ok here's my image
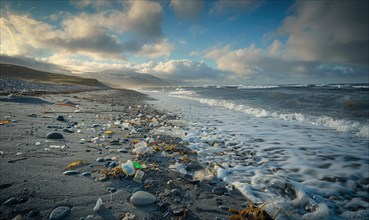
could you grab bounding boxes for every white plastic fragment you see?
[93,198,103,211]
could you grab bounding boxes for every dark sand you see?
[0,89,249,220]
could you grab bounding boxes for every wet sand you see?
[0,89,249,220]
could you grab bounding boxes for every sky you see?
[0,0,368,85]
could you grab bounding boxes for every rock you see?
[49,206,71,220]
[63,170,80,175]
[56,115,66,121]
[106,187,117,193]
[63,128,74,133]
[108,161,118,168]
[28,210,40,217]
[2,197,16,206]
[109,140,120,145]
[99,176,109,182]
[219,205,229,210]
[81,172,91,177]
[46,132,64,139]
[171,189,180,196]
[91,124,100,128]
[118,149,128,153]
[212,187,227,195]
[28,113,37,118]
[130,191,156,206]
[47,125,64,129]
[96,157,104,162]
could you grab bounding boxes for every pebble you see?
[63,170,80,175]
[110,140,121,145]
[28,113,37,118]
[99,176,109,182]
[2,197,16,206]
[171,189,180,196]
[81,172,91,177]
[46,132,64,139]
[218,205,229,210]
[118,149,128,153]
[63,128,74,133]
[28,210,40,217]
[49,206,71,220]
[212,187,227,195]
[47,125,64,129]
[96,157,104,162]
[91,124,100,128]
[130,191,156,206]
[108,161,118,168]
[106,187,117,193]
[56,115,66,121]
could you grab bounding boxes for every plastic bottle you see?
[121,160,135,176]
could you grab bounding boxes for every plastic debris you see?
[169,162,187,175]
[133,170,145,183]
[194,168,214,181]
[122,160,135,176]
[93,198,103,211]
[0,120,10,125]
[132,141,152,155]
[133,161,143,169]
[105,130,114,135]
[65,160,87,170]
[122,213,135,220]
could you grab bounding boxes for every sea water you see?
[141,84,369,219]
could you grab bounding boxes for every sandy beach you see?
[0,89,252,220]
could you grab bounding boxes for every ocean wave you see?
[172,95,369,138]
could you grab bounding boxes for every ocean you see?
[140,84,369,219]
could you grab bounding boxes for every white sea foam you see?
[143,88,369,219]
[171,94,369,139]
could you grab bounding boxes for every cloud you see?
[0,54,71,74]
[139,59,225,81]
[279,1,369,64]
[171,0,203,21]
[0,1,168,61]
[210,0,263,15]
[205,42,368,84]
[136,39,174,59]
[206,44,262,76]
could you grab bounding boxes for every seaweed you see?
[229,202,276,220]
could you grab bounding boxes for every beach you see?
[0,88,251,220]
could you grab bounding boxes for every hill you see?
[0,64,108,88]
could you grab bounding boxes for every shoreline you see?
[0,89,265,220]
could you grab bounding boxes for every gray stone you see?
[49,206,71,220]
[81,172,91,177]
[2,197,16,206]
[130,191,156,206]
[106,187,117,193]
[99,176,109,182]
[63,128,74,133]
[212,187,227,195]
[46,132,64,139]
[63,170,80,175]
[96,157,104,162]
[56,115,66,121]
[171,189,180,196]
[118,149,128,153]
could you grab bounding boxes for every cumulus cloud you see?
[210,0,263,15]
[279,1,369,64]
[0,0,168,61]
[206,44,262,76]
[136,39,174,59]
[139,59,225,81]
[171,0,203,21]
